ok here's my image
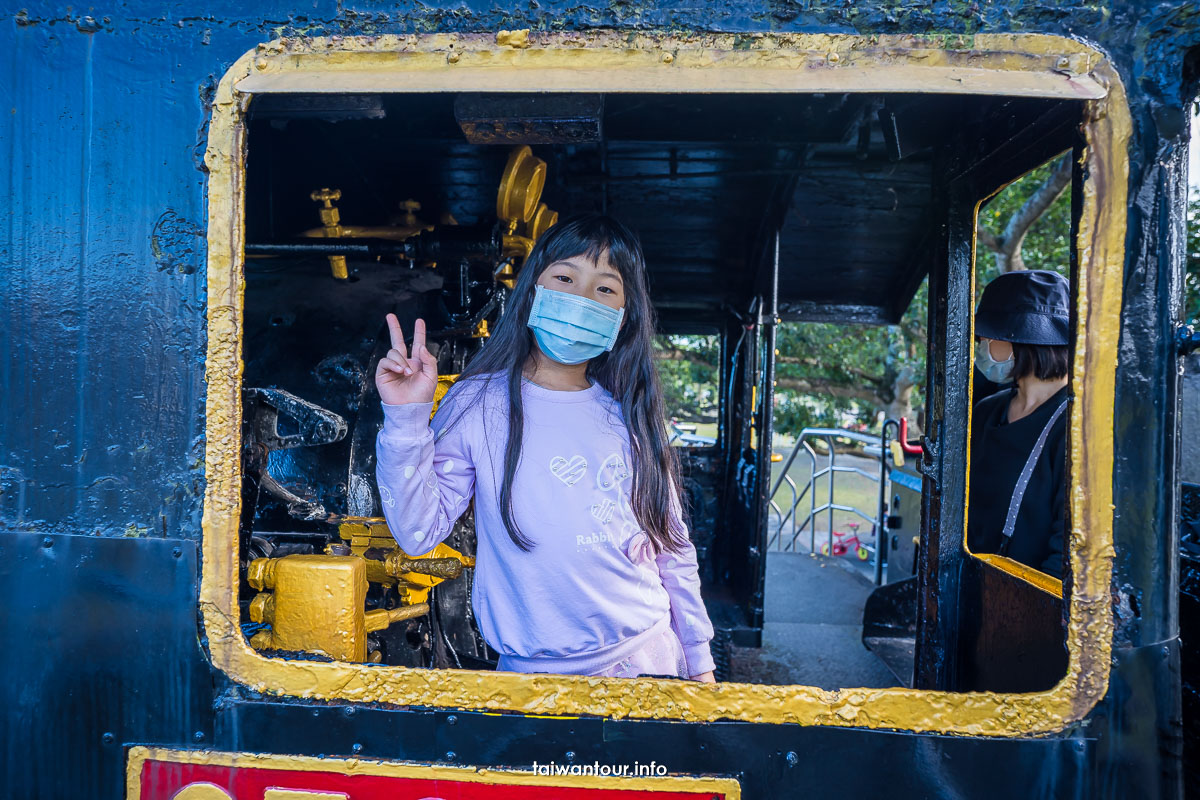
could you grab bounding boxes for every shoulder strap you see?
[1001,398,1069,543]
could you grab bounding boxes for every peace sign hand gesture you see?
[376,315,439,406]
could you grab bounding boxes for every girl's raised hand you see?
[376,314,438,405]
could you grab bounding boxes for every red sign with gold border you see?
[127,747,740,800]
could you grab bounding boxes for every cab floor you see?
[730,550,900,688]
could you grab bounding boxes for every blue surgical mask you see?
[527,284,625,365]
[975,339,1014,384]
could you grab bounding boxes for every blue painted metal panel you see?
[1,16,217,537]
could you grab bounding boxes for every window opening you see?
[203,38,1124,733]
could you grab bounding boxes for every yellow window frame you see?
[202,30,1127,735]
[963,161,1079,601]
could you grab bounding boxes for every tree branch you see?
[999,155,1071,271]
[776,356,885,389]
[899,319,927,344]
[975,224,1000,254]
[774,377,884,407]
[653,346,718,370]
[976,154,1072,272]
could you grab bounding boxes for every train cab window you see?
[956,157,1076,693]
[656,333,720,448]
[202,34,1124,731]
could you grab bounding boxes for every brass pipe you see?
[364,603,431,634]
[385,552,465,580]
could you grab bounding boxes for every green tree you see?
[654,335,720,423]
[773,283,927,432]
[976,155,1072,281]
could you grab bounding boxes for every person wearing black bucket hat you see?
[968,270,1071,578]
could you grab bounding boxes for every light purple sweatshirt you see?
[375,375,716,677]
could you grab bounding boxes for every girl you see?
[374,214,717,682]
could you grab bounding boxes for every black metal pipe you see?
[914,158,973,692]
[751,231,781,634]
[244,226,501,261]
[245,239,415,257]
[877,419,901,587]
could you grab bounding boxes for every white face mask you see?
[975,339,1014,384]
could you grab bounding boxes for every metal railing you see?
[768,423,902,585]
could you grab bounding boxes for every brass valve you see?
[397,199,422,227]
[496,146,546,225]
[303,191,435,280]
[493,146,558,281]
[311,187,343,216]
[493,259,517,290]
[525,201,559,242]
[309,188,349,280]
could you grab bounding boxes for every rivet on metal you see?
[786,751,799,767]
[172,546,183,558]
[828,52,840,64]
[193,731,205,742]
[447,714,457,725]
[445,751,457,762]
[352,743,363,754]
[41,536,53,548]
[102,732,115,744]
[662,52,674,64]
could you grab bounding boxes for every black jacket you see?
[967,386,1069,578]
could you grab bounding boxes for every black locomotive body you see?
[2,3,1199,799]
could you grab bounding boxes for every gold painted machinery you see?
[246,519,475,663]
[294,145,558,284]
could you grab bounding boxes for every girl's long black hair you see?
[451,213,687,555]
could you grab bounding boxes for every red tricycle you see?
[819,522,873,561]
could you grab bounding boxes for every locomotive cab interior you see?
[234,87,1082,692]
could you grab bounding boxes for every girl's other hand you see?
[691,671,716,683]
[376,314,438,405]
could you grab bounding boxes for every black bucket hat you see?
[975,269,1070,346]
